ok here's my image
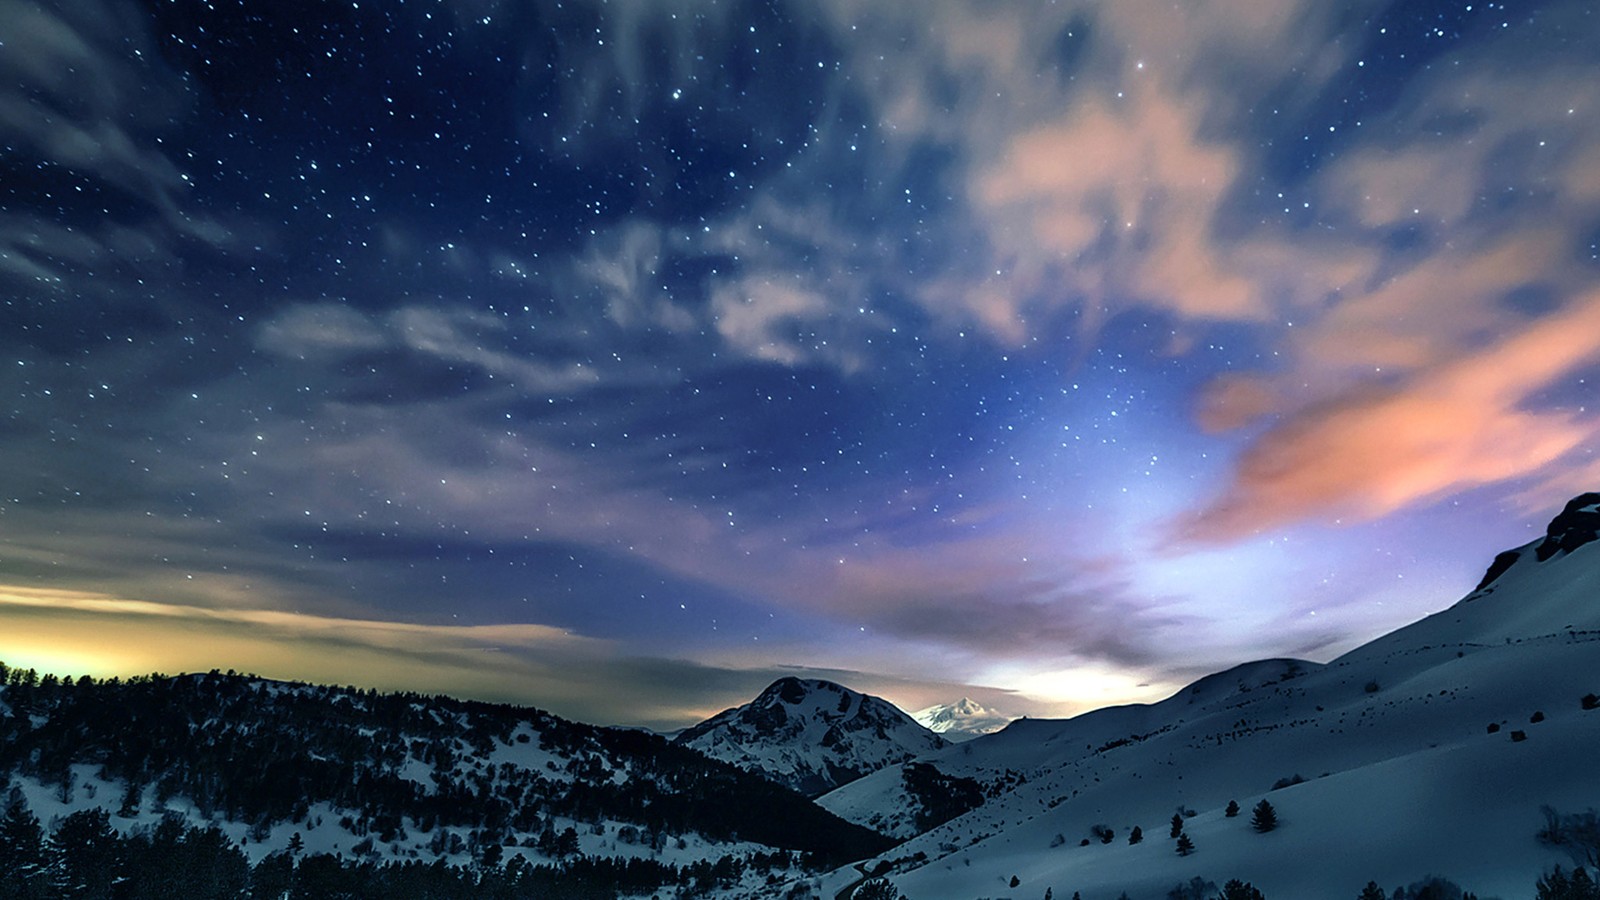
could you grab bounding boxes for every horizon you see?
[4,0,1599,731]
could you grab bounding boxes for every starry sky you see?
[3,0,1599,730]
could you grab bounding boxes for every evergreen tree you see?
[853,878,906,900]
[1359,882,1388,900]
[1251,799,1278,833]
[1175,833,1195,856]
[1219,879,1266,900]
[1225,800,1241,818]
[1170,812,1185,838]
[49,807,122,900]
[0,797,48,899]
[1537,866,1600,900]
[1167,877,1213,899]
[1128,825,1143,845]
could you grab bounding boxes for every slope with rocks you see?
[675,677,948,796]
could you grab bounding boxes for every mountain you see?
[912,698,1015,742]
[0,669,893,898]
[674,677,949,796]
[814,493,1600,899]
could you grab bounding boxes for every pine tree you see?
[1220,880,1265,900]
[1170,812,1185,838]
[1175,833,1194,856]
[48,808,122,900]
[1359,882,1388,900]
[1128,825,1143,845]
[1251,799,1278,833]
[1225,800,1241,818]
[1537,866,1600,900]
[0,798,48,899]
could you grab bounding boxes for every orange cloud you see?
[1184,293,1600,540]
[966,83,1258,336]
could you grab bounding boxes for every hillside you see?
[0,669,893,898]
[815,493,1600,899]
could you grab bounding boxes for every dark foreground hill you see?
[0,668,893,898]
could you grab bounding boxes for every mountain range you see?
[2,492,1598,898]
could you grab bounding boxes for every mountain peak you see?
[912,697,1015,742]
[1475,491,1600,591]
[675,678,946,795]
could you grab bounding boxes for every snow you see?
[814,530,1600,898]
[913,698,1015,742]
[676,677,948,794]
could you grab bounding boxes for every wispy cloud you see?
[1184,293,1600,540]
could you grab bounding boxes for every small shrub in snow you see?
[1090,823,1114,844]
[1271,774,1306,790]
[1358,882,1388,900]
[1049,832,1066,848]
[1165,875,1211,897]
[1539,807,1600,868]
[1582,693,1599,711]
[1532,711,1547,723]
[1175,833,1195,856]
[1511,730,1528,742]
[1487,722,1500,733]
[1225,800,1240,817]
[852,878,905,900]
[1128,825,1143,844]
[1251,800,1278,833]
[1364,680,1381,694]
[1388,874,1471,899]
[1219,880,1266,900]
[1535,865,1600,900]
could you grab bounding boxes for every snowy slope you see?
[675,677,949,796]
[815,493,1600,899]
[912,698,1015,742]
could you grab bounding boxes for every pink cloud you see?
[1184,293,1600,540]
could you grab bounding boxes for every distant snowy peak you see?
[912,698,1014,742]
[674,677,948,796]
[1475,490,1600,591]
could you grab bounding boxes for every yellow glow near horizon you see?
[991,662,1176,715]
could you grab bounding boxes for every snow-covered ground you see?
[815,517,1600,898]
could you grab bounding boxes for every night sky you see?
[3,0,1598,729]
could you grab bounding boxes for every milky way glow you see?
[2,0,1597,726]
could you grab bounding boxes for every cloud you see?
[709,276,859,369]
[256,302,603,394]
[966,83,1256,338]
[1179,5,1600,539]
[0,584,1055,727]
[1184,293,1600,540]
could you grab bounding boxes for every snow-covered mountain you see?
[912,698,1015,742]
[675,677,949,796]
[815,492,1600,899]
